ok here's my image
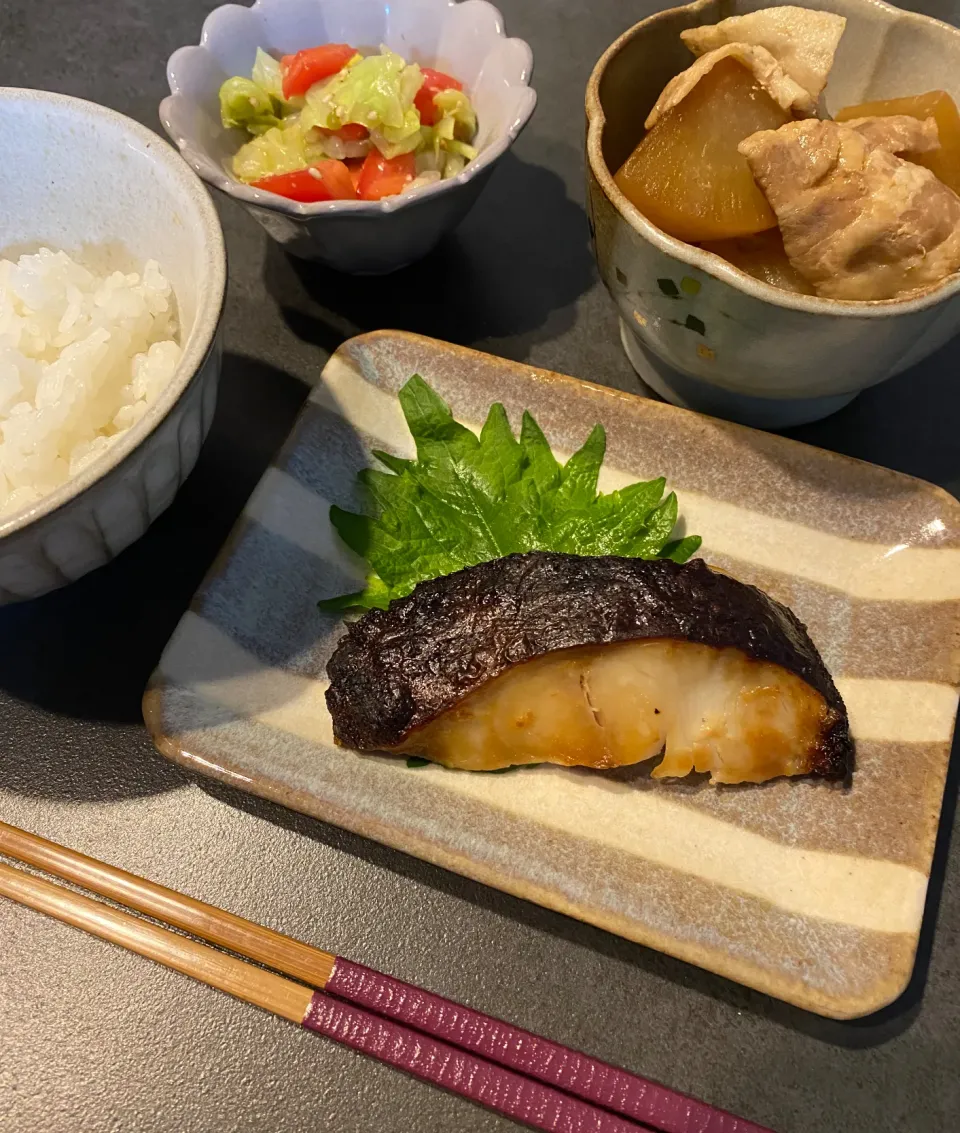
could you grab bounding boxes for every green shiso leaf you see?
[318,375,701,613]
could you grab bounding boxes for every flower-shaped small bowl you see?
[586,0,960,428]
[162,0,536,274]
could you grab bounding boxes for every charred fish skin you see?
[325,553,853,781]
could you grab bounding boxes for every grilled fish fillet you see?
[325,553,853,785]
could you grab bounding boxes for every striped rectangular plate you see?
[145,331,960,1019]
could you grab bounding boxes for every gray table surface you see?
[2,1,960,1130]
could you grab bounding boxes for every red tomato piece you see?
[250,160,357,202]
[316,123,370,142]
[336,122,370,141]
[414,67,464,126]
[345,159,365,194]
[313,158,358,200]
[356,151,417,201]
[280,44,356,99]
[250,169,331,203]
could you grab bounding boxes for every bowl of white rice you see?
[0,88,226,601]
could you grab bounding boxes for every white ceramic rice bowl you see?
[0,88,226,603]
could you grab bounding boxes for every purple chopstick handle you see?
[304,990,646,1132]
[326,959,773,1133]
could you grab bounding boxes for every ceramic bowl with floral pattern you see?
[586,0,960,428]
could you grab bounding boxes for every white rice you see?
[0,247,181,518]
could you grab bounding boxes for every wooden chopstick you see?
[0,854,646,1133]
[0,820,334,987]
[0,859,312,1023]
[0,820,772,1133]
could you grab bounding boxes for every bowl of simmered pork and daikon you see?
[585,0,960,427]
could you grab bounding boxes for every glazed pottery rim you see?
[585,0,960,318]
[160,0,537,219]
[0,87,227,541]
[146,328,960,1019]
[356,330,960,515]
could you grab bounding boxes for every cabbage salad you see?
[218,44,478,202]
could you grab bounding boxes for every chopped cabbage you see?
[302,47,424,156]
[232,122,326,182]
[223,45,480,187]
[251,49,284,102]
[369,113,423,158]
[417,90,478,167]
[219,77,281,135]
[404,170,443,194]
[316,134,371,161]
[333,49,421,130]
[443,153,467,179]
[415,145,443,174]
[300,88,337,133]
[433,88,477,142]
[444,139,478,161]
